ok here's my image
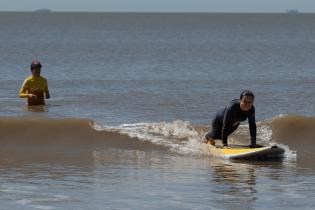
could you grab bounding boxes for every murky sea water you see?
[0,12,315,209]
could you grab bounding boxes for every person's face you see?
[240,95,254,111]
[31,67,41,77]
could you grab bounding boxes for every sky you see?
[0,0,314,13]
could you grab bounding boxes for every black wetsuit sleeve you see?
[248,107,257,145]
[222,103,234,146]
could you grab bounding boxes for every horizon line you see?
[0,10,312,14]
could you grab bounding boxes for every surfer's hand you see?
[251,144,263,148]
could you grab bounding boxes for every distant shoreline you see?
[34,9,52,13]
[0,10,313,15]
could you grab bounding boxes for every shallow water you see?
[0,12,315,209]
[1,150,314,210]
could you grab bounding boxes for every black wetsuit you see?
[206,99,256,146]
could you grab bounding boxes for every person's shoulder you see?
[225,99,239,112]
[23,75,33,83]
[39,76,48,82]
[25,75,33,80]
[228,99,240,107]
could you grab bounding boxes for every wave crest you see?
[1,115,314,164]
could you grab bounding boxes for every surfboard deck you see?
[208,144,285,160]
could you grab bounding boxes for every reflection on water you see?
[208,158,315,210]
[209,159,258,210]
[25,105,47,113]
[0,147,314,210]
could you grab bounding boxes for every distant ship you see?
[286,10,299,14]
[34,9,52,13]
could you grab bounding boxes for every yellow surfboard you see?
[208,144,285,160]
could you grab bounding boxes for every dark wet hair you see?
[30,60,42,71]
[240,90,255,100]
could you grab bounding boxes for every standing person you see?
[203,90,257,148]
[19,61,50,106]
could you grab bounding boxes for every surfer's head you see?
[240,90,254,111]
[30,60,42,77]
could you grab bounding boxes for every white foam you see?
[277,143,297,160]
[256,120,297,160]
[257,124,273,144]
[93,120,209,156]
[92,118,297,159]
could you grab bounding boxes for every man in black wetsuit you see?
[203,90,257,148]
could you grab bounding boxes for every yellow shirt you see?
[19,75,50,105]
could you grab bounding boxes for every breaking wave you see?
[1,115,314,166]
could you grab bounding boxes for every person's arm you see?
[222,103,235,146]
[248,107,257,147]
[19,80,29,98]
[44,79,50,99]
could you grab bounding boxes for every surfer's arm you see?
[44,79,50,99]
[248,108,257,146]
